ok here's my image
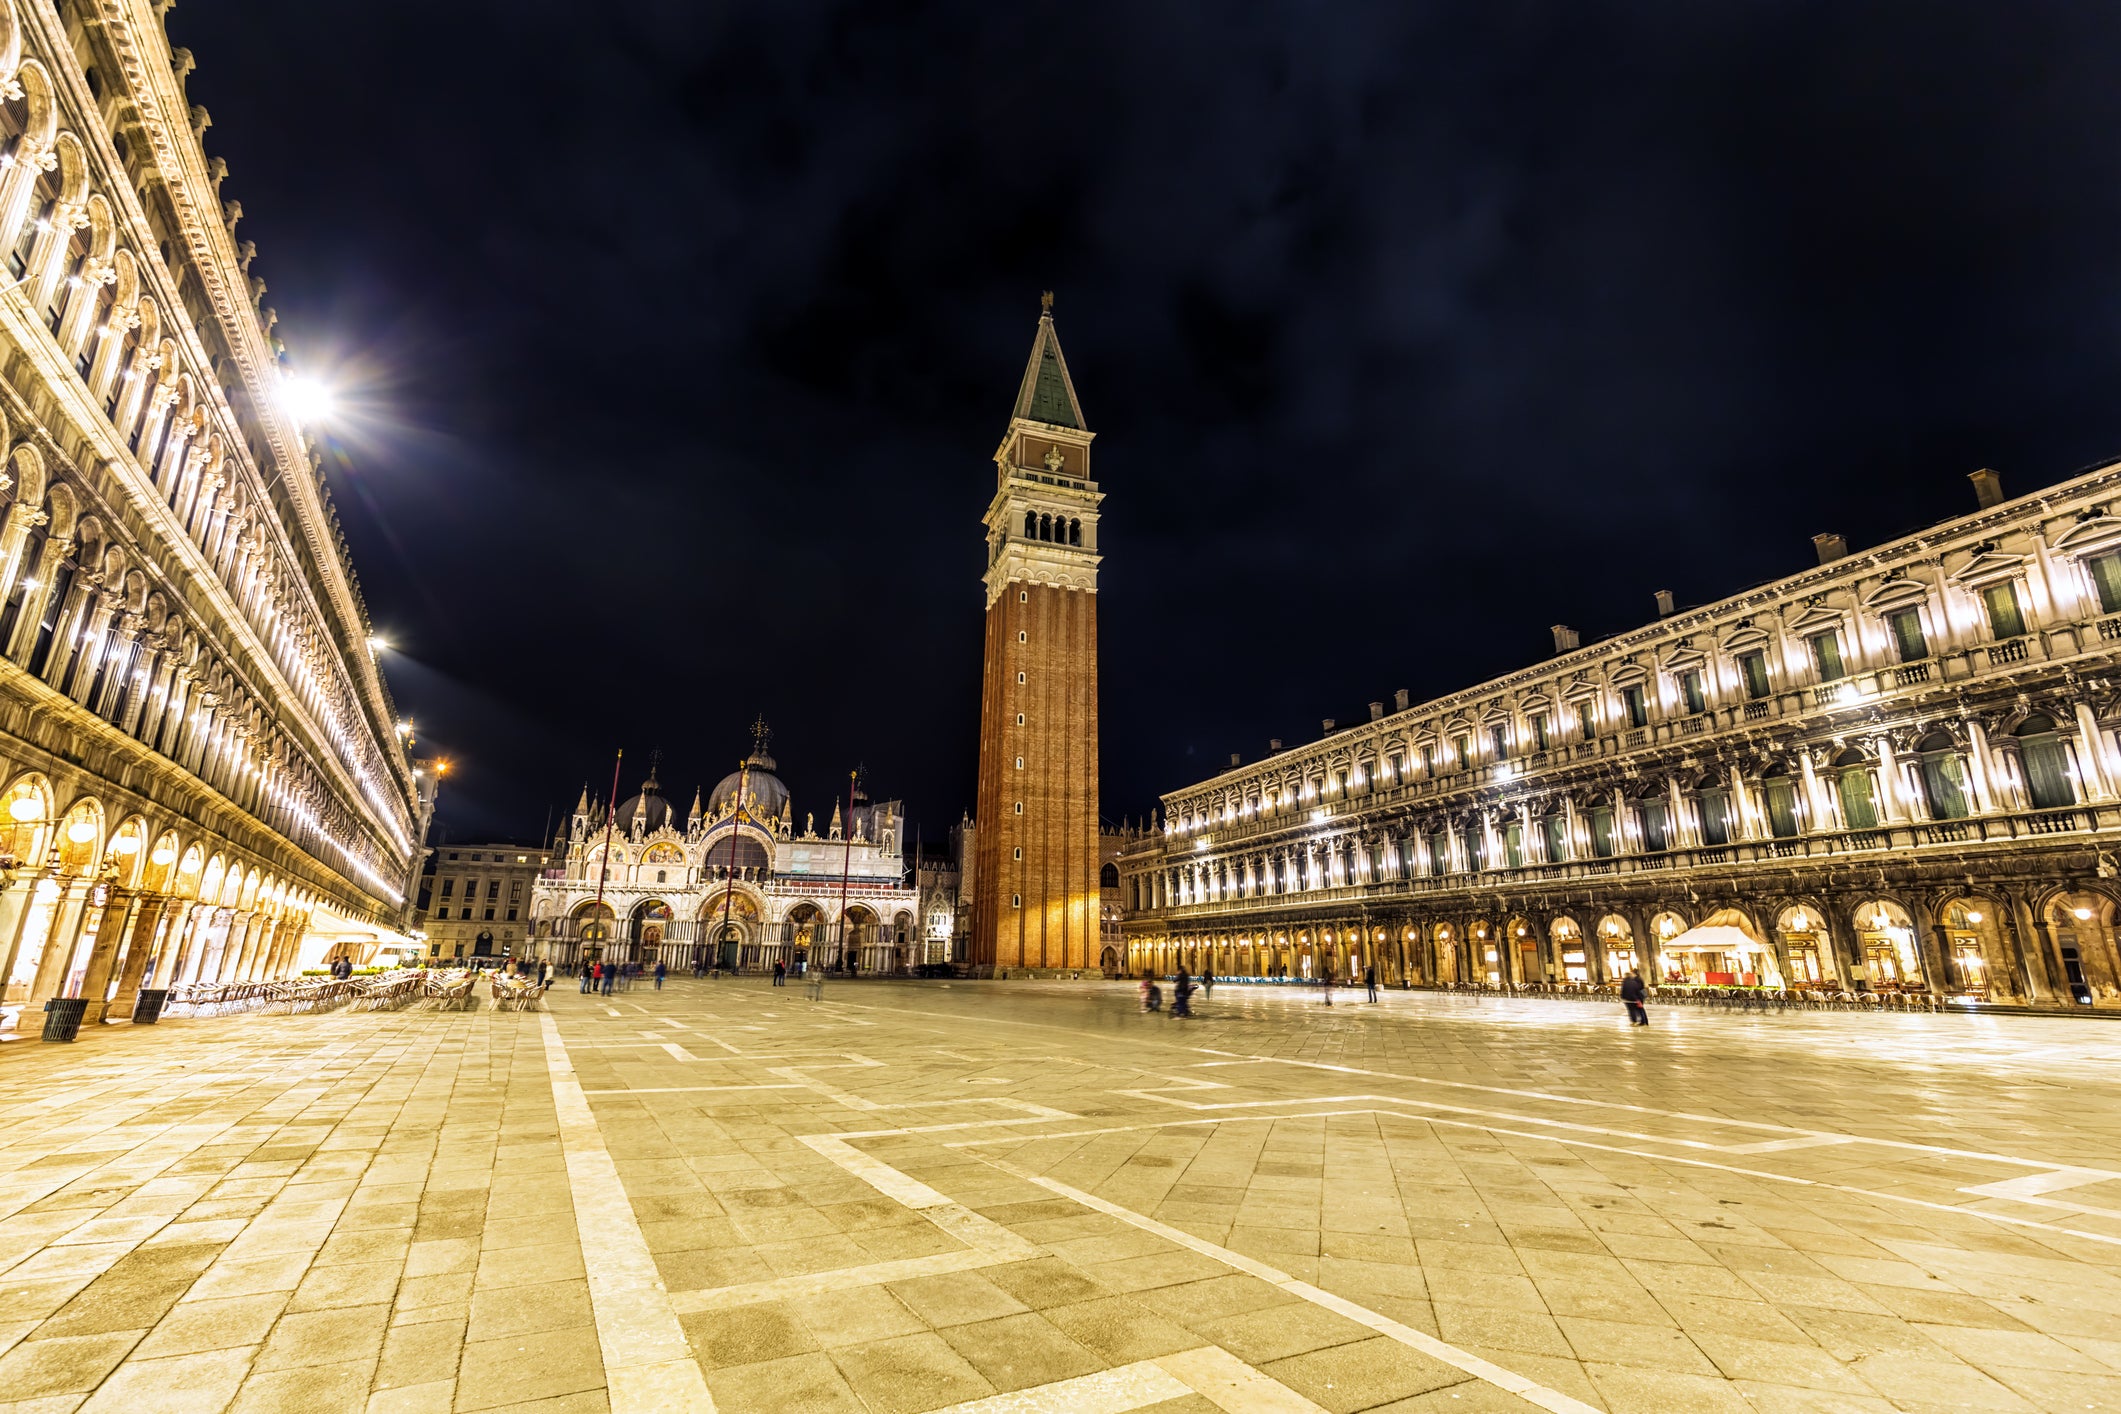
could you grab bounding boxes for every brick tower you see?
[971,295,1103,976]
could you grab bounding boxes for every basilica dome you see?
[615,776,673,834]
[710,749,790,822]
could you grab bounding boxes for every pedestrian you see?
[654,960,667,991]
[580,963,594,994]
[601,963,616,996]
[1365,966,1379,1003]
[1141,974,1162,1012]
[1621,972,1649,1026]
[1321,972,1333,1006]
[1172,967,1193,1018]
[773,959,786,987]
[1201,972,1214,1002]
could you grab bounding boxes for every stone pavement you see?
[1,980,2120,1413]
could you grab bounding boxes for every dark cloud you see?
[176,0,2121,839]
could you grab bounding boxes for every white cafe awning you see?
[1663,924,1765,955]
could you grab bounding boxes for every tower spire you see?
[1011,293,1087,431]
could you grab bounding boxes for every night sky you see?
[175,2,2121,848]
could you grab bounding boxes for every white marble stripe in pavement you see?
[989,1158,1599,1414]
[541,1012,715,1414]
[927,1347,1331,1414]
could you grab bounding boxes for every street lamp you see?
[282,374,336,427]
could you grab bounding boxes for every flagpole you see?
[836,769,856,972]
[590,748,621,965]
[713,756,748,972]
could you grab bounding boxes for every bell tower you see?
[971,294,1102,975]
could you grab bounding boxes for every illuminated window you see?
[1809,632,1845,682]
[1680,670,1706,716]
[1887,608,1927,662]
[1740,651,1771,700]
[2090,554,2121,615]
[1622,685,1648,728]
[1981,582,2025,639]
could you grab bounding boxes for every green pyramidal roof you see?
[1011,311,1087,431]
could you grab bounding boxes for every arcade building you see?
[1118,462,2121,1008]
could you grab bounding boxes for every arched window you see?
[1761,765,1799,838]
[43,213,86,332]
[1023,510,1037,538]
[1833,748,1878,830]
[1039,513,1052,541]
[1697,775,1732,845]
[1636,786,1670,852]
[2016,715,2076,810]
[8,165,55,280]
[23,545,76,675]
[1540,811,1568,863]
[1068,518,1081,546]
[1917,731,1971,820]
[0,524,42,648]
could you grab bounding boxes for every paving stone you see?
[0,979,2115,1413]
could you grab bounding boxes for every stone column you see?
[108,894,169,1016]
[5,534,72,663]
[1799,754,1833,831]
[2073,702,2116,802]
[166,903,209,985]
[1964,722,1999,814]
[0,501,50,609]
[230,911,268,980]
[29,879,93,1004]
[262,916,301,981]
[78,889,137,1022]
[91,613,141,719]
[0,870,50,1003]
[1909,899,1949,999]
[63,588,118,704]
[1875,736,1910,823]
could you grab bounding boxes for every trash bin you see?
[133,989,170,1025]
[41,997,89,1043]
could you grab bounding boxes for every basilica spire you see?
[1011,292,1088,431]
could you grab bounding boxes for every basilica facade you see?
[1119,464,2121,1009]
[529,732,918,974]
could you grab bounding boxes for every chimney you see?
[1228,752,1241,769]
[1653,589,1675,617]
[1268,738,1282,753]
[1368,701,1384,722]
[1969,468,2004,510]
[1394,688,1409,712]
[1551,624,1579,654]
[1321,718,1336,736]
[1811,533,1847,564]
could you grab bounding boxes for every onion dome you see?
[615,765,673,834]
[710,748,790,823]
